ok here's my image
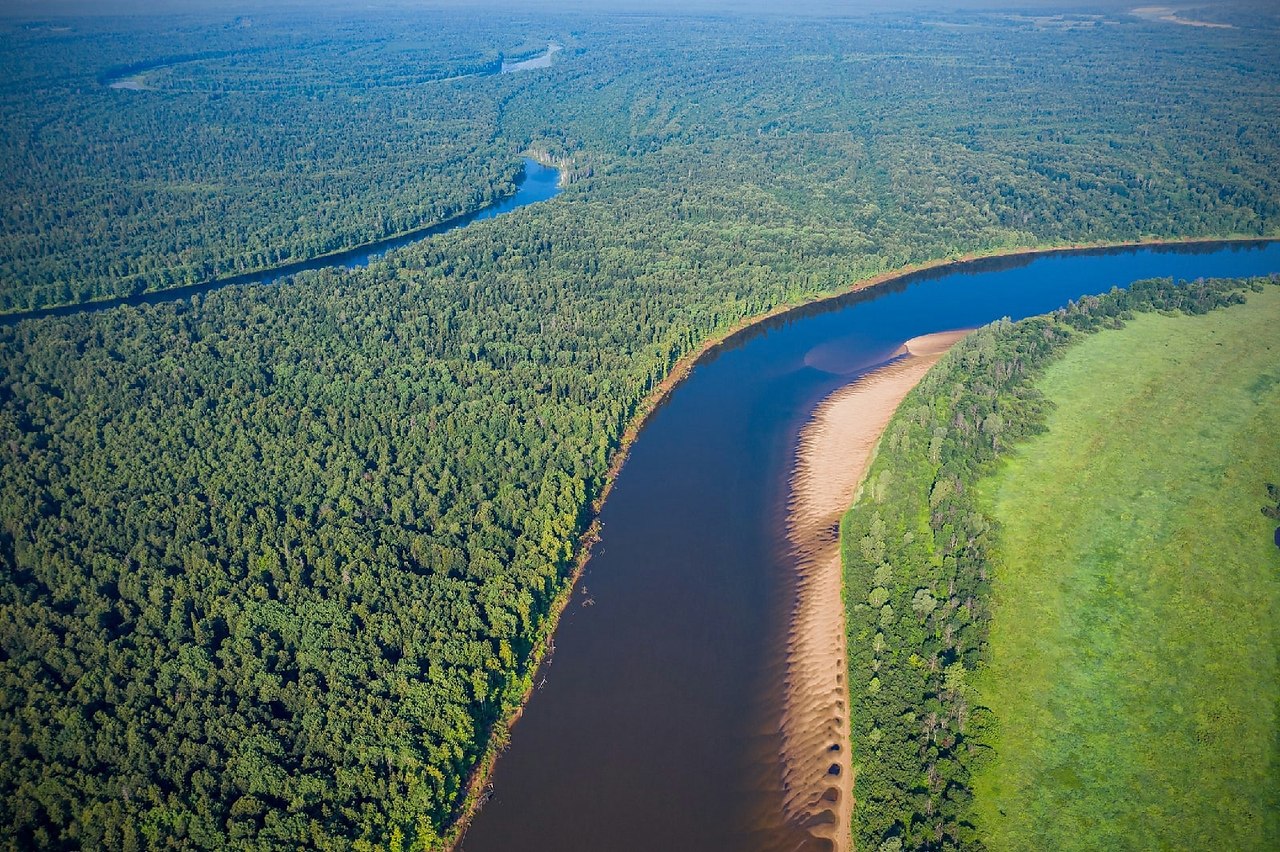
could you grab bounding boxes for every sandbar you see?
[780,329,970,850]
[1131,6,1234,28]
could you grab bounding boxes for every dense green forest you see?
[3,7,1279,312]
[841,275,1277,850]
[2,3,1279,849]
[0,11,541,313]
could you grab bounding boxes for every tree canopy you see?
[2,5,1278,849]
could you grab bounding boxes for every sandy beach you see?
[780,329,970,850]
[447,237,1270,850]
[1131,6,1234,29]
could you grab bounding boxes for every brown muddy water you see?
[458,241,1280,851]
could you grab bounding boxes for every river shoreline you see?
[445,232,1275,851]
[781,330,969,851]
[0,159,558,326]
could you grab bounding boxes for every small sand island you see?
[781,329,970,850]
[501,42,562,74]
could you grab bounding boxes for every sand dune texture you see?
[781,330,970,851]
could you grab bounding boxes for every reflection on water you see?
[460,239,1278,852]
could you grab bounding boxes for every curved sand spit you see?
[781,329,970,850]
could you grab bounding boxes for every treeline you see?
[0,270,603,849]
[2,5,1280,850]
[0,11,561,313]
[842,274,1276,850]
[5,9,1280,312]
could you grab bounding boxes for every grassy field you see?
[971,285,1280,850]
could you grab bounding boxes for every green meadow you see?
[972,285,1280,850]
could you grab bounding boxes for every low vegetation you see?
[3,4,1279,848]
[842,275,1277,849]
[972,285,1280,850]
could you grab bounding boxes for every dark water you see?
[459,240,1280,852]
[0,159,560,326]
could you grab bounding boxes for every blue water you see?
[1,159,560,326]
[338,158,561,268]
[459,239,1280,852]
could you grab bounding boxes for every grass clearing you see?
[972,285,1280,850]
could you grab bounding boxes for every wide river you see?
[0,159,560,326]
[459,240,1280,852]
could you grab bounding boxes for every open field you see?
[973,285,1280,850]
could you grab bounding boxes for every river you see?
[458,240,1280,852]
[0,159,560,326]
[103,40,559,92]
[501,42,563,74]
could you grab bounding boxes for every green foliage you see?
[0,11,533,313]
[972,285,1280,851]
[2,3,1280,849]
[4,8,1280,312]
[841,276,1275,849]
[0,270,623,848]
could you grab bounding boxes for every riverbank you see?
[445,232,1274,851]
[780,330,969,850]
[0,159,559,325]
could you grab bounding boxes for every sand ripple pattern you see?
[781,330,970,851]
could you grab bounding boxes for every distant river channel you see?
[0,159,560,326]
[459,239,1280,852]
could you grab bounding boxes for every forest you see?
[841,274,1277,850]
[2,3,1278,849]
[3,6,1278,314]
[0,10,533,313]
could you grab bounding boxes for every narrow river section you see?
[0,159,560,326]
[458,240,1280,852]
[502,42,563,73]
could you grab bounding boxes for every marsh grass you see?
[972,286,1280,850]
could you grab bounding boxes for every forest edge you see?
[441,231,1277,851]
